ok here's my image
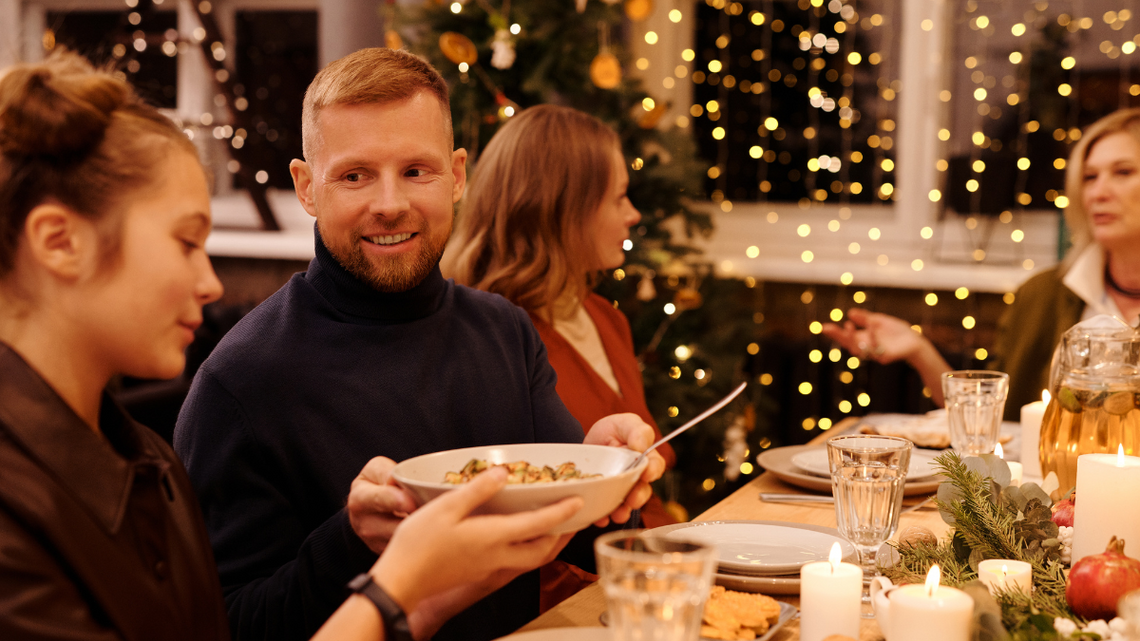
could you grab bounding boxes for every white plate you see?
[647,520,857,577]
[790,447,942,480]
[599,602,798,640]
[497,627,610,640]
[756,445,942,497]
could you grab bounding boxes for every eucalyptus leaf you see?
[964,456,991,479]
[1041,471,1060,496]
[968,547,985,571]
[952,530,971,561]
[978,453,1012,488]
[1019,482,1052,508]
[1002,485,1028,512]
[939,482,964,524]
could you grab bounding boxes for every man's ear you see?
[22,204,93,280]
[451,148,468,204]
[289,159,318,218]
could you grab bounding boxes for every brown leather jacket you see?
[0,344,230,640]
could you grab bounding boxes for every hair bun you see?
[0,55,132,160]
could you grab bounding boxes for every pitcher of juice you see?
[1039,315,1140,493]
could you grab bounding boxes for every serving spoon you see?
[624,381,748,472]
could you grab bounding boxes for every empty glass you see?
[595,530,718,641]
[827,434,912,617]
[942,370,1010,455]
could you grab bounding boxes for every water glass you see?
[827,435,912,616]
[596,530,718,641]
[942,370,1010,455]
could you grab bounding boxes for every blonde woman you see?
[823,107,1140,417]
[443,104,677,609]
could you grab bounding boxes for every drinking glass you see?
[595,530,718,641]
[942,370,1010,455]
[827,434,912,617]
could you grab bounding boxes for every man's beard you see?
[319,216,451,293]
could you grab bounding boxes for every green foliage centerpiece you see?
[885,452,1080,640]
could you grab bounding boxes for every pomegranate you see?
[1066,536,1140,620]
[1052,494,1076,527]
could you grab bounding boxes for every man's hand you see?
[584,413,666,527]
[346,456,420,555]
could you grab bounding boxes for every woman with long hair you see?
[443,104,678,609]
[823,107,1140,417]
[0,52,580,640]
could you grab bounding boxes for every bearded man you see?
[173,48,663,641]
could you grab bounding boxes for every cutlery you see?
[760,492,834,504]
[624,382,748,471]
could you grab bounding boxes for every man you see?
[173,47,664,641]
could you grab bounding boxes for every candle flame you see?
[995,443,1004,459]
[1120,444,1126,466]
[1042,389,1051,404]
[925,564,941,597]
[1001,564,1008,580]
[829,542,842,572]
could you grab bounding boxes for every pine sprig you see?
[936,451,1022,561]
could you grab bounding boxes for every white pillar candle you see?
[1019,391,1049,479]
[976,559,1032,595]
[800,543,862,641]
[995,443,1023,487]
[886,566,973,641]
[1072,447,1140,564]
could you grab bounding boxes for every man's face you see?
[290,92,466,292]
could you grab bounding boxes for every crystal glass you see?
[595,530,718,641]
[827,434,912,617]
[941,370,1010,456]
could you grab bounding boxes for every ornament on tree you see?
[385,29,404,50]
[673,287,703,311]
[590,22,621,89]
[490,29,516,69]
[638,101,669,129]
[493,91,520,121]
[636,273,657,301]
[439,32,478,65]
[624,0,653,21]
[722,415,747,481]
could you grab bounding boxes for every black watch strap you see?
[347,573,413,641]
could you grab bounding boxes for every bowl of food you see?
[392,443,649,534]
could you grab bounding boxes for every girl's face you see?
[590,145,641,271]
[76,150,223,380]
[1081,131,1140,252]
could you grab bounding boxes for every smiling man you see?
[173,48,663,641]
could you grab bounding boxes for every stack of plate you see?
[755,445,944,496]
[646,520,858,595]
[789,447,942,481]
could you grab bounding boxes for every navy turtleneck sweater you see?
[173,232,584,641]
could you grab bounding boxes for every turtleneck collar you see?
[305,225,448,323]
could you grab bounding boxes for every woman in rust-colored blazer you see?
[443,104,678,611]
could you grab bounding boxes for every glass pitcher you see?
[1039,315,1140,493]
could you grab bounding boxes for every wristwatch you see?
[347,573,413,641]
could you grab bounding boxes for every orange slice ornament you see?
[625,0,653,21]
[439,32,479,65]
[590,51,622,89]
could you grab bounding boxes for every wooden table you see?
[510,419,951,640]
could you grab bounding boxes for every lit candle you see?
[1019,390,1049,479]
[976,559,1032,595]
[884,565,973,641]
[1072,446,1140,563]
[996,443,1022,487]
[800,542,862,641]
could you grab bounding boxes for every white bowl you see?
[392,443,649,535]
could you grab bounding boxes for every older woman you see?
[823,107,1140,417]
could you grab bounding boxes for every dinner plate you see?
[647,520,857,576]
[790,447,942,480]
[756,445,942,496]
[599,602,798,640]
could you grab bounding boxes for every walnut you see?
[898,525,937,548]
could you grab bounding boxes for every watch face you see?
[347,573,372,592]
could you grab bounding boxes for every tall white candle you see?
[886,566,973,641]
[976,559,1032,595]
[800,543,861,641]
[1019,390,1049,479]
[1072,447,1140,564]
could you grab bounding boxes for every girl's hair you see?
[442,104,621,319]
[0,50,198,275]
[1062,107,1140,270]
